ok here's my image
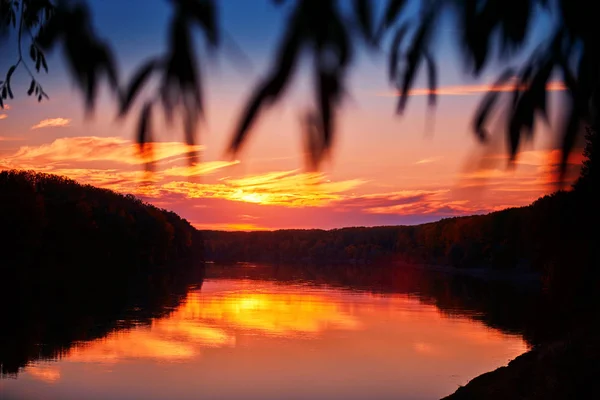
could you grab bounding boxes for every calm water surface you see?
[0,264,531,400]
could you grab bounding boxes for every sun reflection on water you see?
[19,278,528,399]
[23,281,362,382]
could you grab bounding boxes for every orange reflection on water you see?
[182,290,361,335]
[62,303,236,366]
[24,283,359,383]
[17,279,528,400]
[25,364,61,383]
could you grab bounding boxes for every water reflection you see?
[191,286,361,335]
[0,263,206,377]
[1,264,538,400]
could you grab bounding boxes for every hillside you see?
[202,190,573,271]
[0,170,202,270]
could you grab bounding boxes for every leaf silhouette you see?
[423,51,437,107]
[560,105,580,183]
[381,0,407,31]
[229,17,302,153]
[27,79,35,96]
[137,101,153,146]
[396,7,435,114]
[180,0,218,47]
[119,59,161,117]
[353,0,373,43]
[389,24,409,83]
[473,68,515,142]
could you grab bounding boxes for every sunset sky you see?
[0,0,584,230]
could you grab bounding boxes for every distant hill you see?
[0,169,202,271]
[201,191,576,273]
[203,181,593,292]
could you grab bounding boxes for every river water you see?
[0,263,534,400]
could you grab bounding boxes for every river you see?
[0,263,536,400]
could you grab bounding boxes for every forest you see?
[203,192,574,272]
[0,169,202,271]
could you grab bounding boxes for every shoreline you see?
[441,327,599,399]
[396,262,542,283]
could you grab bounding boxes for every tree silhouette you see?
[1,0,598,178]
[573,127,598,194]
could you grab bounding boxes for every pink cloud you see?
[0,136,24,141]
[2,136,205,166]
[31,118,72,130]
[377,80,566,97]
[415,157,438,165]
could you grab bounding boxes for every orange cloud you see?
[31,117,72,129]
[163,160,241,177]
[415,157,438,165]
[2,136,205,166]
[0,114,7,120]
[0,136,24,141]
[193,223,270,231]
[378,80,566,97]
[330,190,480,216]
[161,171,365,207]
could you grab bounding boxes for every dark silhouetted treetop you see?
[1,0,598,179]
[0,169,199,268]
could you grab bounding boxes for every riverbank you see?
[442,327,600,399]
[397,262,542,284]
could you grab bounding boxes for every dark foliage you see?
[201,204,535,270]
[0,170,201,269]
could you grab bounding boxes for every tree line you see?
[201,202,551,271]
[0,169,202,272]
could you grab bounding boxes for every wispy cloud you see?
[459,149,583,190]
[377,81,566,97]
[0,114,7,120]
[2,136,205,166]
[193,222,268,231]
[163,161,241,177]
[327,190,478,216]
[161,171,365,207]
[0,136,24,141]
[31,117,72,130]
[415,157,438,165]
